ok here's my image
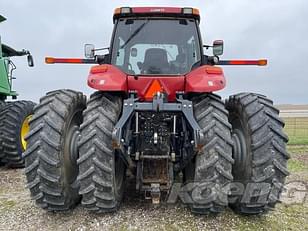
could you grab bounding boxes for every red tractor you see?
[23,7,289,215]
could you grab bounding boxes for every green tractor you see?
[0,15,35,168]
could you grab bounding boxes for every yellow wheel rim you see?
[21,115,32,151]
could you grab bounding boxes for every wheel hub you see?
[64,122,81,185]
[21,115,32,151]
[69,125,80,163]
[232,128,247,166]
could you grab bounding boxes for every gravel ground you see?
[1,147,308,231]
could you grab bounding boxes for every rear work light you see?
[182,8,200,16]
[114,7,132,15]
[182,8,193,14]
[120,7,131,14]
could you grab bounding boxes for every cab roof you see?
[113,7,200,23]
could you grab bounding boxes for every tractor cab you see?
[46,7,265,102]
[110,7,202,76]
[83,7,227,101]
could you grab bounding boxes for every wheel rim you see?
[232,128,247,165]
[21,115,32,151]
[231,127,250,180]
[64,111,82,185]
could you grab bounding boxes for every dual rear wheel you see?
[185,93,289,215]
[23,90,125,211]
[226,93,289,214]
[23,90,289,215]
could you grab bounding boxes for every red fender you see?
[185,65,226,93]
[87,64,127,91]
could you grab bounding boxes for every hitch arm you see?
[45,57,97,64]
[218,59,267,66]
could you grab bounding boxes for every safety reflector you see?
[144,79,163,100]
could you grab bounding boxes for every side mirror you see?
[84,44,95,58]
[27,54,34,67]
[213,40,224,56]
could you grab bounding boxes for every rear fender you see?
[87,64,127,92]
[185,65,226,93]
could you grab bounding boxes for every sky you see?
[0,0,307,104]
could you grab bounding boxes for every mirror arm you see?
[94,47,109,52]
[202,55,219,65]
[203,45,212,50]
[201,54,209,65]
[95,54,111,65]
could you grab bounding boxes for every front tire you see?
[226,93,289,214]
[0,100,36,168]
[184,94,234,214]
[23,89,86,211]
[78,91,125,213]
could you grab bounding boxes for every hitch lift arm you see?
[112,93,205,151]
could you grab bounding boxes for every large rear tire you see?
[0,100,35,168]
[0,100,6,164]
[78,91,125,213]
[226,93,289,214]
[23,89,86,211]
[184,94,234,214]
[0,100,4,108]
